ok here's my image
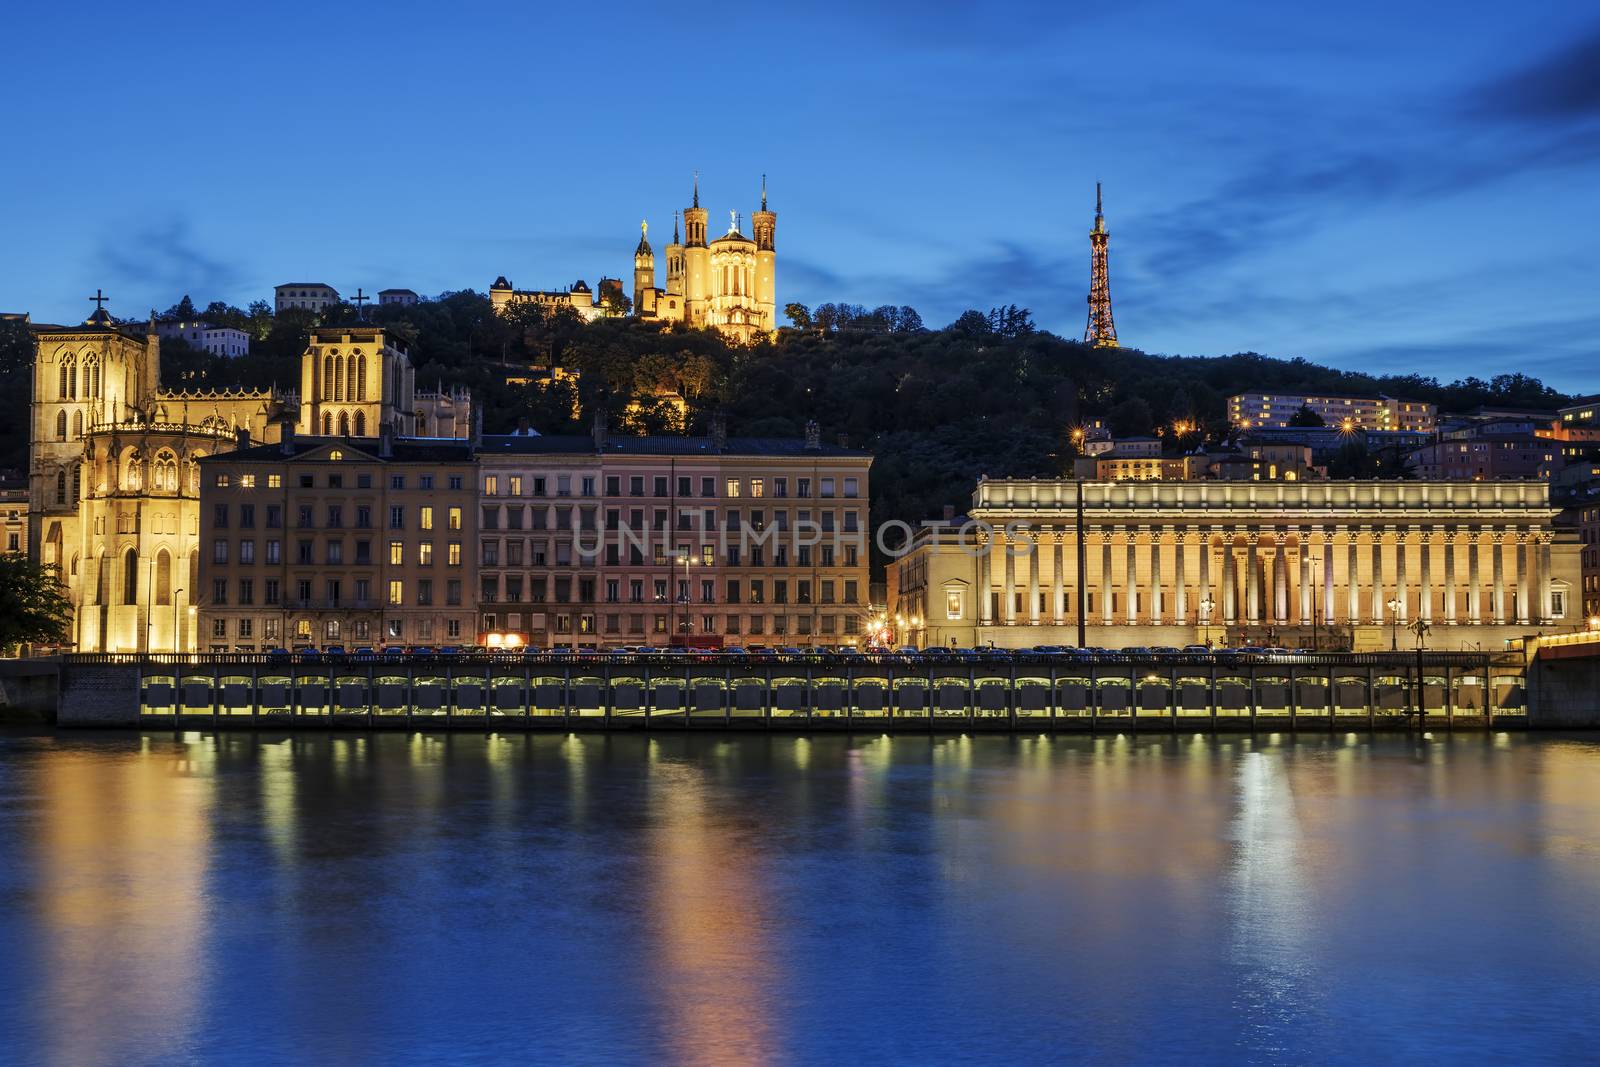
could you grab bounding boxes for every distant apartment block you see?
[378,288,418,307]
[275,283,340,314]
[1404,438,1557,481]
[1228,391,1436,432]
[155,319,250,358]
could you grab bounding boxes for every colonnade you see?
[973,525,1558,629]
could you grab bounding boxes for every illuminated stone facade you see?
[632,177,776,342]
[28,312,470,652]
[895,478,1582,652]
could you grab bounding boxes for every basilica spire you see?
[761,173,768,212]
[692,171,699,209]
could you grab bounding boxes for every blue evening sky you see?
[3,1,1597,389]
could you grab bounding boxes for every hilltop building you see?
[274,283,340,314]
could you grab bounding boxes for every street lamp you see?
[672,550,695,642]
[1199,596,1215,648]
[1387,597,1402,651]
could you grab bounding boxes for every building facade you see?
[27,304,472,653]
[1404,438,1557,481]
[377,288,418,306]
[632,177,776,342]
[197,438,478,651]
[274,283,340,314]
[28,307,289,653]
[155,320,250,358]
[473,422,870,648]
[488,277,612,322]
[296,326,473,440]
[894,478,1581,652]
[1228,391,1436,432]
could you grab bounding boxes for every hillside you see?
[0,294,1568,536]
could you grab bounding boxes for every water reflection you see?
[2,731,1600,1064]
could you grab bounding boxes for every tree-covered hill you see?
[0,294,1568,538]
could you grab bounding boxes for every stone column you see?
[1199,530,1214,627]
[1395,529,1409,624]
[1492,533,1505,625]
[1246,534,1260,625]
[1323,535,1336,626]
[1299,529,1313,626]
[1150,530,1164,626]
[977,530,993,625]
[1347,528,1360,624]
[1052,533,1065,624]
[1468,532,1481,624]
[1175,532,1189,625]
[1443,530,1457,624]
[1516,534,1530,625]
[1027,529,1041,625]
[1539,535,1554,623]
[1222,532,1237,625]
[1101,532,1114,626]
[1126,533,1139,625]
[1419,529,1433,624]
[1003,531,1017,626]
[1273,533,1288,624]
[1371,530,1386,625]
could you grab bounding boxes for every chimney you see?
[942,504,956,522]
[804,419,821,450]
[515,416,531,436]
[471,407,483,448]
[710,412,727,452]
[235,426,251,449]
[379,426,393,459]
[279,417,296,456]
[837,433,850,449]
[592,408,609,452]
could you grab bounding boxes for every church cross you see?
[88,288,110,312]
[352,288,369,319]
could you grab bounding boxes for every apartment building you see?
[1228,391,1436,432]
[474,424,873,648]
[197,436,477,651]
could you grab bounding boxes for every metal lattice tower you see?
[1083,182,1119,348]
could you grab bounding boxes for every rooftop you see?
[478,434,870,459]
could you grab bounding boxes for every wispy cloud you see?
[1470,25,1600,120]
[96,216,243,307]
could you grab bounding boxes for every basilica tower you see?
[751,175,776,330]
[664,211,685,298]
[632,220,655,314]
[682,175,710,326]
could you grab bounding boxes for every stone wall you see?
[57,664,142,726]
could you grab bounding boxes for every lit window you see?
[240,474,256,488]
[388,580,404,605]
[448,507,461,530]
[725,478,741,498]
[420,506,434,531]
[389,541,404,565]
[268,474,282,488]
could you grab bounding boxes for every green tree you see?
[0,555,72,653]
[1288,403,1325,427]
[784,302,812,330]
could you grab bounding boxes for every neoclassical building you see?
[895,478,1582,652]
[29,308,471,653]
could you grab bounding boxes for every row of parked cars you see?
[260,643,1352,663]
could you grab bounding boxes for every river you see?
[1,730,1597,1065]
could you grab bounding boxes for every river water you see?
[1,729,1597,1066]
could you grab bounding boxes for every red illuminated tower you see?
[1083,182,1119,348]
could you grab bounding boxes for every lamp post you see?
[1387,597,1401,652]
[1200,596,1215,648]
[673,550,695,643]
[174,587,185,655]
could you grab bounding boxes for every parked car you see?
[1182,644,1212,655]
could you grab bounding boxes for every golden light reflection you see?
[35,736,216,1066]
[644,746,777,1064]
